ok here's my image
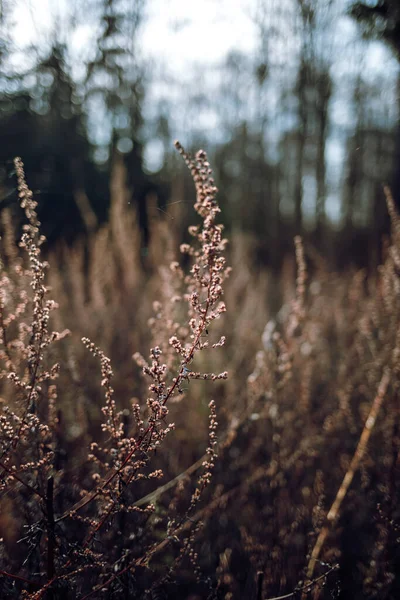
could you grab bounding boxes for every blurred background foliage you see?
[0,0,398,267]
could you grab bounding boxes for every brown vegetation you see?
[0,148,399,599]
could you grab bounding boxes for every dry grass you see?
[0,149,400,599]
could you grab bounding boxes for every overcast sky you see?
[10,0,256,70]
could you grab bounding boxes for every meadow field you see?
[0,146,399,599]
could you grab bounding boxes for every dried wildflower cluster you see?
[2,148,400,599]
[220,202,400,598]
[135,143,229,391]
[129,145,229,507]
[190,399,218,507]
[68,145,229,597]
[0,159,72,599]
[0,159,67,486]
[0,147,229,598]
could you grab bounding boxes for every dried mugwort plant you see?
[0,158,69,596]
[0,157,68,484]
[0,144,229,599]
[65,142,230,597]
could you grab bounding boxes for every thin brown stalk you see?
[0,569,40,587]
[264,563,339,600]
[303,368,390,595]
[46,476,55,581]
[0,459,45,500]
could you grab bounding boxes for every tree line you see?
[0,0,398,267]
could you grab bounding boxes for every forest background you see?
[0,0,398,267]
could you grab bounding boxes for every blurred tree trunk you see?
[344,76,365,235]
[315,71,332,239]
[393,72,400,204]
[294,58,308,232]
[350,0,400,203]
